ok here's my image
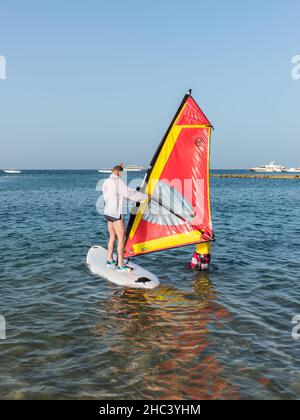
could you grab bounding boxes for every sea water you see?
[0,170,300,399]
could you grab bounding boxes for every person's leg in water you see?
[107,221,117,265]
[114,219,132,272]
[189,242,212,271]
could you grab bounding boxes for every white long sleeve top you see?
[102,174,148,218]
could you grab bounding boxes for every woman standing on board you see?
[102,164,148,273]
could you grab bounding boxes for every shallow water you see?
[0,170,300,399]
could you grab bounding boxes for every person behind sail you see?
[102,164,148,273]
[189,242,212,271]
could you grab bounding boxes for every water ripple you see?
[0,171,300,399]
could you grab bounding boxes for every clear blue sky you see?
[0,0,299,169]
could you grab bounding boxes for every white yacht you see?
[97,168,112,174]
[249,162,286,173]
[124,165,144,172]
[286,167,300,173]
[2,169,22,174]
[97,165,144,174]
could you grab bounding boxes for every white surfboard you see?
[86,245,160,289]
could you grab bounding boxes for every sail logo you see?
[194,137,205,147]
[291,55,300,80]
[292,315,300,340]
[0,55,6,80]
[0,315,6,340]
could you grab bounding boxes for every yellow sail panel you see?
[132,231,204,255]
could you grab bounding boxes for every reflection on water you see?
[94,274,239,400]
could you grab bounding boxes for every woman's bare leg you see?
[107,221,117,261]
[113,219,126,266]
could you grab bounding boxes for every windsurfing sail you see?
[125,90,214,258]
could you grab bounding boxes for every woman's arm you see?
[118,179,148,203]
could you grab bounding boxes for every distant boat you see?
[97,165,144,174]
[249,162,286,173]
[97,168,112,174]
[124,165,144,172]
[286,167,300,173]
[2,169,22,174]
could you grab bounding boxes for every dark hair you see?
[112,165,124,172]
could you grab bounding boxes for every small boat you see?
[286,168,300,173]
[97,168,112,174]
[97,165,144,174]
[2,169,22,174]
[249,162,286,173]
[124,165,144,172]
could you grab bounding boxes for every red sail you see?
[125,92,213,258]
